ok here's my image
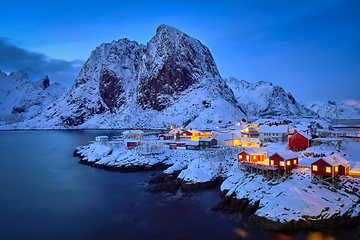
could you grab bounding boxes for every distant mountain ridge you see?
[224,77,316,118]
[303,101,360,119]
[0,68,67,125]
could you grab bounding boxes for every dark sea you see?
[0,130,358,240]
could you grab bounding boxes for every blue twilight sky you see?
[0,0,359,105]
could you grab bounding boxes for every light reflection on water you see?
[0,130,358,240]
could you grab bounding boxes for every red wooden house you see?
[180,129,201,140]
[159,134,174,140]
[311,154,351,178]
[269,150,299,170]
[238,147,267,162]
[288,132,312,151]
[127,140,141,148]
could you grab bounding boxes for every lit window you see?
[313,165,318,171]
[335,166,338,172]
[293,159,297,164]
[280,161,284,166]
[270,160,274,165]
[287,161,291,166]
[246,155,249,160]
[253,156,256,160]
[326,167,331,173]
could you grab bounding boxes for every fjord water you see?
[0,130,356,240]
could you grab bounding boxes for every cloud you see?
[0,37,84,87]
[342,99,360,108]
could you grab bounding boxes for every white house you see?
[95,136,108,142]
[258,125,289,142]
[213,131,241,146]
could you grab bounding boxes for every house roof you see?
[213,131,241,141]
[159,133,174,137]
[318,154,349,167]
[271,150,299,160]
[199,137,215,142]
[290,131,312,139]
[169,128,183,134]
[184,129,201,134]
[241,147,267,155]
[185,140,200,146]
[258,125,288,133]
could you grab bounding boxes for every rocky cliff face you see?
[15,25,245,129]
[0,69,67,125]
[225,77,316,118]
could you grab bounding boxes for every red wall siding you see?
[238,152,249,161]
[238,152,265,162]
[289,133,309,149]
[311,159,340,177]
[269,154,297,170]
[127,141,141,147]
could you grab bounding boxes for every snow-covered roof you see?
[122,130,144,135]
[96,135,108,139]
[185,140,200,146]
[258,125,288,133]
[241,147,267,155]
[271,150,299,160]
[319,154,349,167]
[169,128,183,133]
[199,137,215,142]
[213,131,241,141]
[159,133,174,137]
[185,129,201,134]
[290,131,312,139]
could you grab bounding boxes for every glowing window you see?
[246,155,249,160]
[312,165,318,171]
[253,156,256,160]
[335,166,338,172]
[293,159,297,164]
[326,167,331,173]
[287,161,291,166]
[280,161,284,166]
[270,160,274,165]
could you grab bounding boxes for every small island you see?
[73,121,360,232]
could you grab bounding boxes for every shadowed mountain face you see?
[26,24,245,128]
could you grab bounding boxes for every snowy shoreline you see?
[73,139,360,231]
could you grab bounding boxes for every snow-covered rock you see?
[0,69,67,125]
[303,101,360,119]
[225,77,317,118]
[13,24,246,129]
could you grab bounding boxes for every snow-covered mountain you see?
[0,68,67,125]
[15,24,246,129]
[303,101,360,119]
[225,77,316,118]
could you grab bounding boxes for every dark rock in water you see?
[148,171,182,193]
[181,177,222,192]
[244,200,260,215]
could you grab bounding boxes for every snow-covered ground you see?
[75,137,360,230]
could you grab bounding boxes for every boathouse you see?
[127,140,141,148]
[181,129,202,140]
[288,132,312,151]
[198,137,217,149]
[159,133,174,140]
[95,136,108,142]
[311,154,351,178]
[185,141,200,150]
[269,150,299,170]
[238,147,267,162]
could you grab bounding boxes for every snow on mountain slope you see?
[303,101,360,119]
[225,77,316,118]
[0,69,67,125]
[14,24,246,129]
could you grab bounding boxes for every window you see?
[312,165,318,171]
[280,161,284,166]
[253,156,256,160]
[326,167,331,173]
[246,155,249,160]
[270,160,274,165]
[293,159,297,164]
[287,161,291,166]
[335,166,338,172]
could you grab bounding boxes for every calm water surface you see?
[0,130,357,240]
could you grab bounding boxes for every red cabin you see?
[127,140,141,148]
[311,154,350,177]
[288,132,312,151]
[159,134,174,140]
[238,147,267,162]
[269,150,299,170]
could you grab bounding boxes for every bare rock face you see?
[137,24,223,111]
